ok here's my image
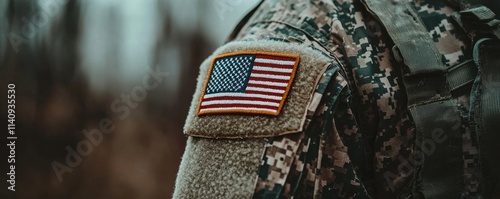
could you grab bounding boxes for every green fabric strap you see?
[362,0,464,198]
[447,60,478,91]
[471,38,500,198]
[457,0,484,10]
[362,0,446,76]
[454,0,500,40]
[455,1,500,197]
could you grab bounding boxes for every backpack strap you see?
[470,38,500,198]
[454,1,500,197]
[457,0,484,9]
[446,60,477,92]
[362,0,464,198]
[362,0,446,76]
[451,0,500,42]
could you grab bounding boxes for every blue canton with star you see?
[205,55,255,94]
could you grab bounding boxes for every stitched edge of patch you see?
[196,51,300,116]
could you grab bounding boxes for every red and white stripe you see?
[199,54,297,114]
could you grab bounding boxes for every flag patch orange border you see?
[196,51,300,116]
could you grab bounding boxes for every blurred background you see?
[0,0,259,198]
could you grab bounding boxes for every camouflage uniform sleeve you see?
[173,0,351,198]
[175,0,474,198]
[232,0,474,199]
[175,0,397,197]
[231,0,374,198]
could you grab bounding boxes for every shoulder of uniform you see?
[231,0,348,56]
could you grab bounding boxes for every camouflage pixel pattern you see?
[231,0,476,198]
[457,94,481,197]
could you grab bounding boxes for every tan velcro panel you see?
[184,40,331,138]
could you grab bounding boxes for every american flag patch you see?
[197,51,300,116]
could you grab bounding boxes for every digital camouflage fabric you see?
[174,0,492,198]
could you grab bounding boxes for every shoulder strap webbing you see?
[362,0,464,198]
[362,0,446,76]
[457,0,484,9]
[455,0,500,197]
[452,0,500,41]
[470,38,500,198]
[447,60,477,91]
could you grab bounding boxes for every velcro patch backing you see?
[197,51,299,116]
[184,40,332,138]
